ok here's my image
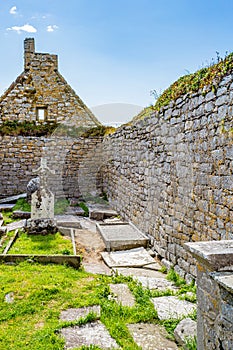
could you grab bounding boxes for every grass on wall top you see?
[133,52,233,122]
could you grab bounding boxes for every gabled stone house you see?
[0,38,100,127]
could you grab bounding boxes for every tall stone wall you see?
[0,136,103,200]
[103,74,233,281]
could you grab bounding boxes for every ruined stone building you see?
[0,38,100,127]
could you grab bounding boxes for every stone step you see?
[60,305,101,322]
[97,222,149,251]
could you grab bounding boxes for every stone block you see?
[174,318,197,348]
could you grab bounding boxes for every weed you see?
[185,335,197,350]
[166,268,186,287]
[13,198,31,212]
[0,120,58,136]
[54,198,70,215]
[78,202,89,217]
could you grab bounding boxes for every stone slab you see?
[6,219,26,232]
[127,323,178,350]
[97,223,149,251]
[55,215,82,229]
[174,318,197,348]
[0,204,15,211]
[83,262,112,275]
[185,240,233,270]
[0,193,27,204]
[212,272,233,294]
[109,283,135,307]
[60,305,101,321]
[113,267,166,279]
[61,321,119,349]
[101,247,155,268]
[152,296,196,320]
[0,254,81,269]
[143,262,162,270]
[137,276,178,292]
[12,211,31,219]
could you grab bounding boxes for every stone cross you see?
[31,158,55,220]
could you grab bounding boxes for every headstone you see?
[26,158,56,234]
[31,158,55,220]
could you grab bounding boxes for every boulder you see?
[174,318,197,349]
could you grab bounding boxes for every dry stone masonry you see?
[103,74,233,281]
[0,38,99,127]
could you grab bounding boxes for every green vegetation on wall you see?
[134,52,233,122]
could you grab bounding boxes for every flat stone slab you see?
[127,323,178,350]
[185,240,233,270]
[0,193,27,204]
[12,211,31,219]
[56,215,82,229]
[61,321,120,349]
[0,204,15,211]
[143,262,162,270]
[101,247,155,268]
[137,276,178,291]
[6,219,26,232]
[97,223,149,251]
[109,283,135,307]
[60,305,101,321]
[212,272,233,294]
[83,262,112,275]
[152,296,196,320]
[113,267,165,279]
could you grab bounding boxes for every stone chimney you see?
[24,38,35,69]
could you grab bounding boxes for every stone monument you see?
[26,158,57,234]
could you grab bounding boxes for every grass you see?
[0,260,198,349]
[54,198,70,215]
[0,120,58,136]
[9,232,73,255]
[0,264,157,349]
[132,51,233,122]
[13,198,31,212]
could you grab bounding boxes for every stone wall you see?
[186,240,233,350]
[0,136,103,200]
[103,74,233,281]
[0,38,99,127]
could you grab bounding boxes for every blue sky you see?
[1,0,233,123]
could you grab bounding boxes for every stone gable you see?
[0,38,100,127]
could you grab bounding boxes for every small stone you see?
[174,318,197,348]
[5,292,14,303]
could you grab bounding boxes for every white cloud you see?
[47,25,58,32]
[7,24,37,34]
[9,6,17,15]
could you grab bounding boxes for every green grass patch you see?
[0,120,58,136]
[9,232,73,255]
[78,202,89,217]
[54,198,70,215]
[13,198,31,212]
